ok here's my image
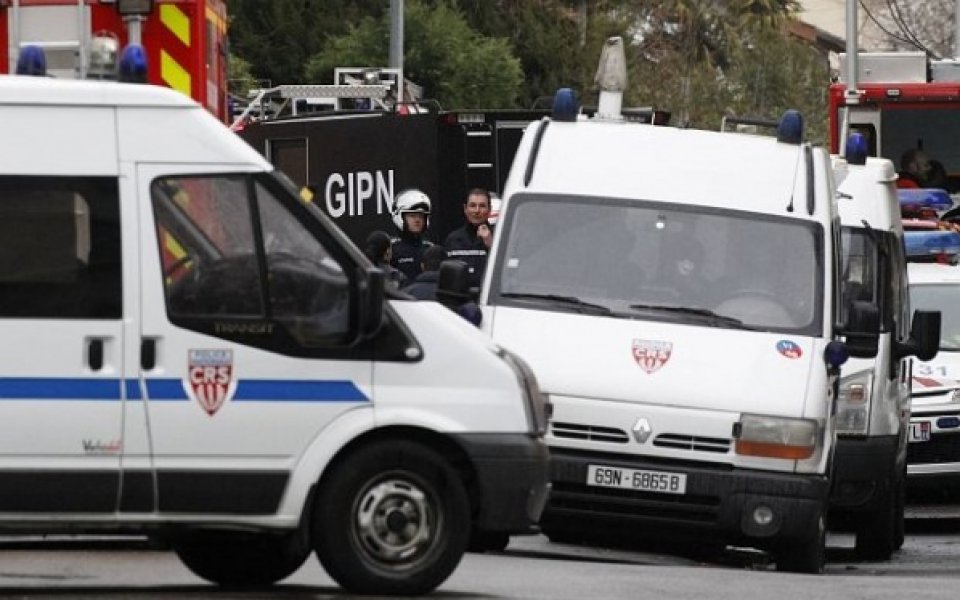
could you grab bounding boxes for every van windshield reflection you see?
[491,194,823,334]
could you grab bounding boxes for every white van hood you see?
[488,306,817,417]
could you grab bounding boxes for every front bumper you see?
[907,410,960,478]
[830,435,899,511]
[542,448,828,548]
[453,433,551,534]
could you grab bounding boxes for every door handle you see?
[88,339,104,371]
[141,338,156,371]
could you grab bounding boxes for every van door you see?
[0,175,125,512]
[136,164,372,516]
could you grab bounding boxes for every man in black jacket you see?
[444,188,494,291]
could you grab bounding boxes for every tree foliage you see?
[227,0,829,136]
[304,1,523,109]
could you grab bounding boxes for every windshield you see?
[491,194,823,334]
[911,284,960,351]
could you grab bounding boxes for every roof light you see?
[115,0,154,16]
[15,45,46,76]
[118,44,148,83]
[845,133,868,165]
[776,110,804,145]
[594,36,626,119]
[552,88,579,122]
[898,188,953,212]
[87,33,119,80]
[904,230,960,259]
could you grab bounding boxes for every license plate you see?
[586,464,687,495]
[909,421,932,443]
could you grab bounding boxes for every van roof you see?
[510,119,829,219]
[834,157,901,231]
[908,262,960,284]
[0,75,195,108]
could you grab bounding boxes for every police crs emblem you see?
[632,339,673,374]
[187,349,236,416]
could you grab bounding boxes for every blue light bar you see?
[16,45,46,76]
[118,44,148,84]
[898,188,953,211]
[552,88,579,122]
[777,110,803,145]
[904,230,960,257]
[845,133,868,165]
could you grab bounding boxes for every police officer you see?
[444,188,494,291]
[390,189,433,282]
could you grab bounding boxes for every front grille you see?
[653,433,730,454]
[551,422,629,444]
[908,433,960,465]
[548,481,720,523]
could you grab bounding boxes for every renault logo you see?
[633,418,653,443]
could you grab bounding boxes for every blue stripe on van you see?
[0,378,121,400]
[0,378,368,403]
[233,380,367,402]
[144,378,188,400]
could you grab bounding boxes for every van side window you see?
[152,174,351,351]
[0,176,121,319]
[255,180,350,344]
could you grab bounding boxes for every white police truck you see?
[468,36,876,573]
[0,73,550,595]
[831,138,939,560]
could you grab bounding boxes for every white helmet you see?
[391,189,432,231]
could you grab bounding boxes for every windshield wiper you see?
[501,292,612,314]
[627,303,757,329]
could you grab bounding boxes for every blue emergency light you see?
[552,88,579,122]
[845,133,868,165]
[898,188,953,212]
[937,416,960,429]
[118,44,148,84]
[904,230,960,258]
[16,45,46,76]
[776,110,803,145]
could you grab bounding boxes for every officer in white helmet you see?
[390,189,434,282]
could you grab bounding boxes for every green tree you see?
[227,0,386,85]
[305,1,523,109]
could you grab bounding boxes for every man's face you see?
[464,193,490,226]
[404,212,426,234]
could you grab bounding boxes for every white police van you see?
[469,37,873,573]
[906,259,960,483]
[831,139,939,560]
[0,74,550,595]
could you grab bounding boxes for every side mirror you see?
[358,266,385,337]
[843,301,880,358]
[895,310,941,362]
[436,260,472,309]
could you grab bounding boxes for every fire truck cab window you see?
[0,176,121,319]
[152,173,350,350]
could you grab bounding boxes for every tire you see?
[854,484,896,561]
[776,511,826,574]
[468,530,510,553]
[313,440,470,596]
[894,470,906,551]
[174,529,311,587]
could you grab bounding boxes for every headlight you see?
[836,369,873,436]
[734,414,818,460]
[496,346,550,436]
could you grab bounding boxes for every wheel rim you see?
[352,475,438,568]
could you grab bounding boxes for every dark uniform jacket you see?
[443,222,494,290]
[390,232,432,282]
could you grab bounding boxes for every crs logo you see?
[187,349,236,416]
[632,339,673,374]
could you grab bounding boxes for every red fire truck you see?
[0,0,228,122]
[829,51,960,190]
